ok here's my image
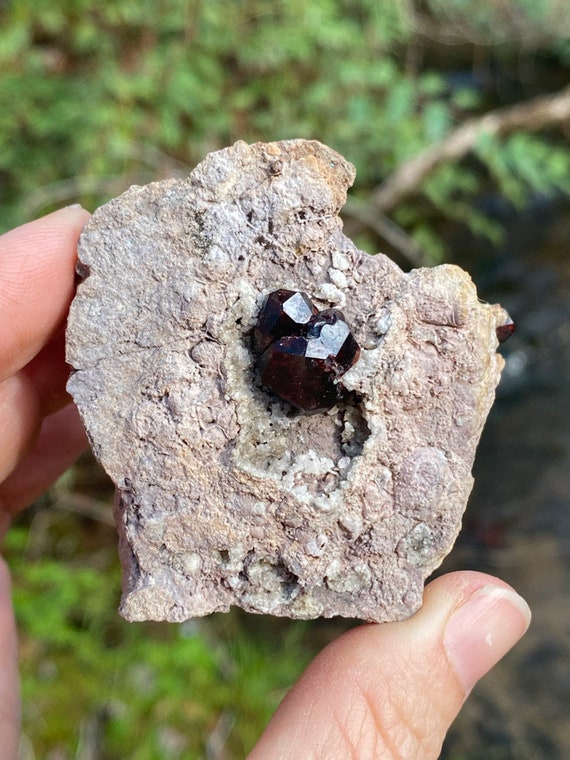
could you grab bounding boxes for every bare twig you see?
[205,711,236,760]
[342,197,429,267]
[23,142,191,218]
[371,83,570,215]
[75,709,108,760]
[22,175,145,216]
[54,492,115,526]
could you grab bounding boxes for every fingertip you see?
[45,203,91,224]
[14,205,91,263]
[0,206,91,380]
[2,205,91,249]
[416,571,531,696]
[443,580,531,696]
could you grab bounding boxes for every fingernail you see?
[444,584,531,695]
[63,203,84,210]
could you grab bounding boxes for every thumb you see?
[249,571,531,760]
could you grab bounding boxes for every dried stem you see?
[370,83,570,215]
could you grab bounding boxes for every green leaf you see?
[422,100,453,142]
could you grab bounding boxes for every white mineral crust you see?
[66,139,509,622]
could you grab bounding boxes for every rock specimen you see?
[66,139,510,623]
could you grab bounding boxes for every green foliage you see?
[0,0,413,229]
[1,0,569,262]
[476,131,570,208]
[4,523,316,758]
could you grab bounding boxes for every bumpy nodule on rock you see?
[66,139,511,623]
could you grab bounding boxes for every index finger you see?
[0,206,91,383]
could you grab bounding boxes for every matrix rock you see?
[67,139,509,622]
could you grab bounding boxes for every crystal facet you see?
[496,316,515,343]
[252,289,317,355]
[253,290,360,413]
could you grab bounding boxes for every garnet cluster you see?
[252,289,361,414]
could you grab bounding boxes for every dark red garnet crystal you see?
[496,316,516,344]
[253,289,361,414]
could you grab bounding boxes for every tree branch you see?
[372,83,570,215]
[342,198,429,267]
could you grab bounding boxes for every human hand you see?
[0,206,91,757]
[0,209,531,759]
[0,206,91,528]
[249,571,530,758]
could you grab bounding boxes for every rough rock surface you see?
[66,139,509,623]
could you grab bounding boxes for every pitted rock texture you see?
[66,139,509,622]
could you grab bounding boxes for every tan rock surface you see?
[67,139,509,622]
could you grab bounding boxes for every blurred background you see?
[1,1,569,758]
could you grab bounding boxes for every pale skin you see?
[0,207,531,759]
